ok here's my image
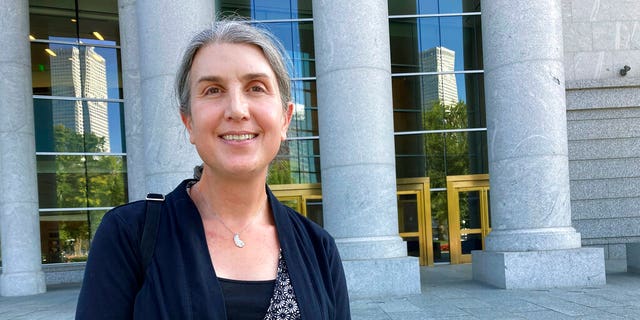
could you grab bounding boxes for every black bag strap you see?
[141,193,165,269]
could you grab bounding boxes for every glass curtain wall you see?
[29,0,126,263]
[219,0,319,184]
[389,0,487,263]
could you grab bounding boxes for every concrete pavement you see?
[1,264,639,319]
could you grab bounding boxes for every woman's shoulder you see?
[270,195,337,247]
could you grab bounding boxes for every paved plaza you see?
[1,264,639,319]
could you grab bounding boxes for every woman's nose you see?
[225,90,250,120]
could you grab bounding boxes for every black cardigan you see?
[76,179,351,319]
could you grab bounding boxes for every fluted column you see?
[135,0,214,193]
[313,0,420,298]
[472,0,605,289]
[0,0,47,296]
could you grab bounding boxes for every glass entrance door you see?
[446,175,490,264]
[271,177,434,266]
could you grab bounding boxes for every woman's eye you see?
[205,87,220,95]
[250,85,266,93]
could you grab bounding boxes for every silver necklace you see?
[209,197,266,248]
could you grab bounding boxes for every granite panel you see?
[566,87,640,110]
[573,217,640,239]
[473,248,606,289]
[567,107,640,121]
[342,256,421,299]
[571,198,640,219]
[571,0,640,23]
[567,117,640,140]
[569,158,640,180]
[592,21,640,51]
[568,137,640,160]
[571,51,612,80]
[563,22,593,52]
[570,177,640,200]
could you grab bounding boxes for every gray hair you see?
[176,20,292,117]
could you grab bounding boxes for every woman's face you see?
[182,43,293,179]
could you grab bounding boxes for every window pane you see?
[269,139,320,184]
[77,1,120,43]
[31,43,122,99]
[34,99,125,153]
[259,21,315,78]
[389,0,481,15]
[390,16,483,71]
[430,190,449,263]
[29,1,77,40]
[395,131,488,186]
[290,80,318,138]
[220,0,313,19]
[393,73,486,132]
[40,209,108,264]
[36,155,128,209]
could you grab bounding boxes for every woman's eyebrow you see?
[241,72,271,81]
[194,75,223,84]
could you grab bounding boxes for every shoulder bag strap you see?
[141,193,165,269]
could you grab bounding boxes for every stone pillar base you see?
[1,271,46,297]
[472,248,605,289]
[627,243,640,274]
[343,256,420,299]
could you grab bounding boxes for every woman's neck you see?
[191,170,268,223]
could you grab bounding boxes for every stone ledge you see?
[41,262,86,285]
[472,247,606,289]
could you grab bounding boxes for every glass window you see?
[269,139,321,184]
[394,131,488,186]
[29,1,77,40]
[290,80,318,138]
[31,43,122,99]
[389,0,481,15]
[390,16,483,72]
[258,21,315,78]
[40,209,108,264]
[392,73,486,132]
[34,99,125,153]
[219,0,313,20]
[36,154,127,209]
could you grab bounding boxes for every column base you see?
[1,270,46,297]
[343,256,421,299]
[627,243,640,274]
[472,248,605,289]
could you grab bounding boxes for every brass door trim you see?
[446,174,490,264]
[270,177,434,266]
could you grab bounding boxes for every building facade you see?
[0,0,638,297]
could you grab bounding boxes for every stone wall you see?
[562,0,640,272]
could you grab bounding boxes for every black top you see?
[76,179,351,319]
[218,277,275,319]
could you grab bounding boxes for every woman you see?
[76,20,351,319]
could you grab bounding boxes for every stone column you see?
[472,0,605,289]
[0,0,47,296]
[135,0,214,193]
[313,0,420,298]
[118,0,145,201]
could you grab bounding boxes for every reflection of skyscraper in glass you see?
[50,46,110,152]
[420,46,459,108]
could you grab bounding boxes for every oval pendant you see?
[233,234,245,248]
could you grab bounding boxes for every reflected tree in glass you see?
[423,100,470,240]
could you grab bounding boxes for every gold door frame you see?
[446,174,490,264]
[270,177,434,266]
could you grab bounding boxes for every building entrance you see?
[446,174,491,264]
[270,177,435,266]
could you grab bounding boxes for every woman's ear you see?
[281,102,294,141]
[181,112,195,144]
